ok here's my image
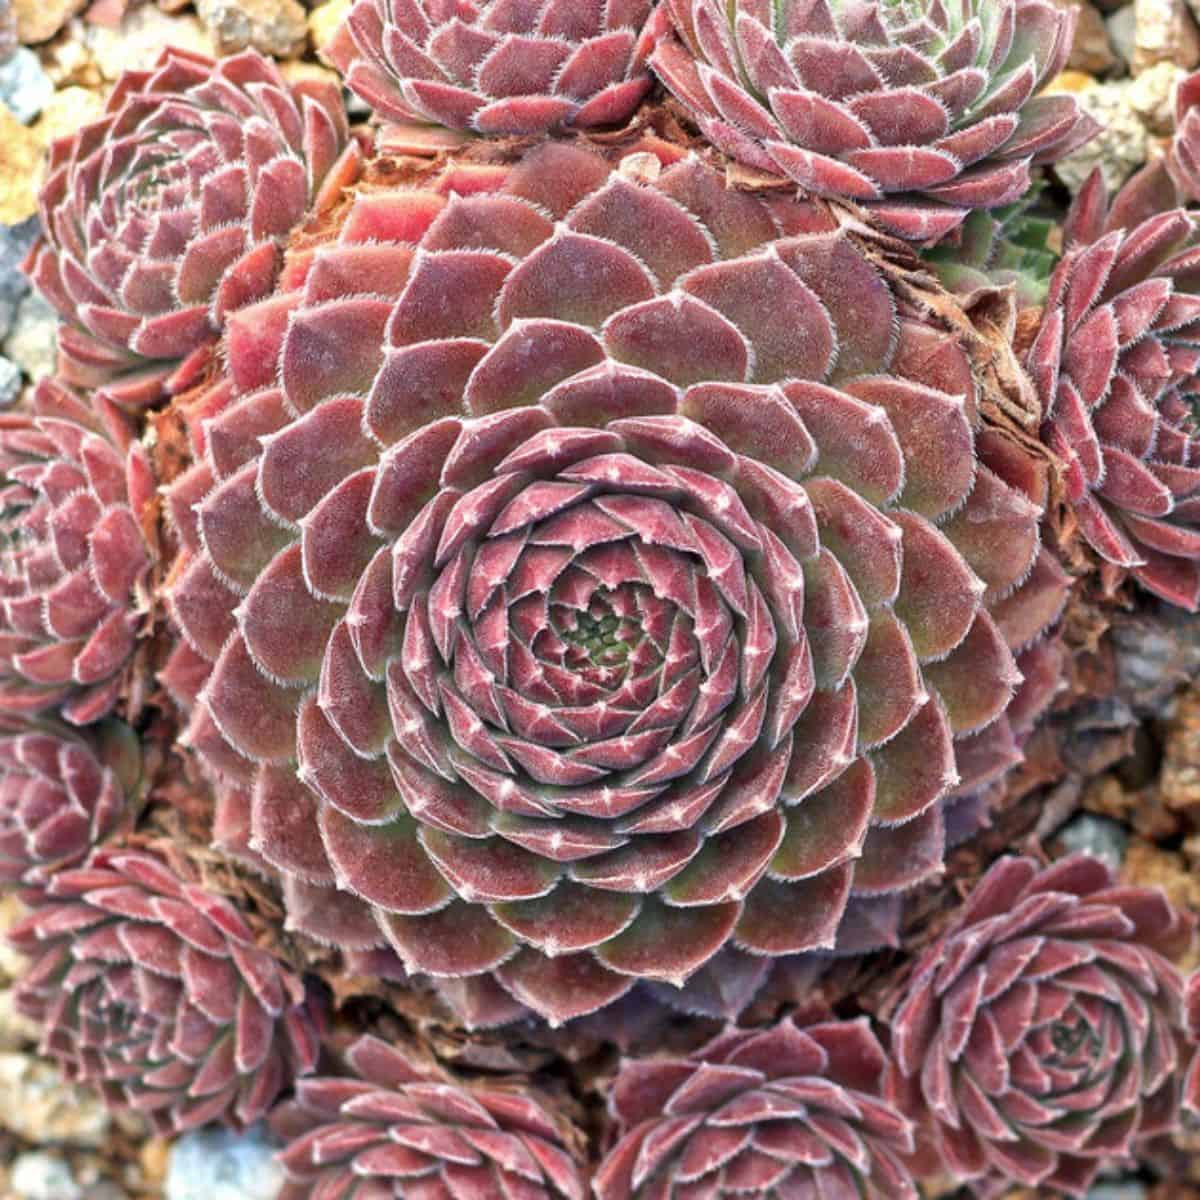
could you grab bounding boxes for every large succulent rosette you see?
[167,140,1057,1028]
[650,0,1097,241]
[1026,169,1200,610]
[271,1034,586,1198]
[0,378,154,725]
[24,48,359,411]
[326,0,657,137]
[595,1015,915,1199]
[0,722,137,885]
[9,846,322,1133]
[888,854,1193,1196]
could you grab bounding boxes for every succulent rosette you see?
[9,846,322,1133]
[167,139,1056,1028]
[0,721,139,886]
[888,854,1193,1196]
[1026,168,1200,610]
[271,1033,586,1198]
[924,191,1058,308]
[595,1015,915,1198]
[0,378,155,725]
[325,0,657,138]
[24,47,359,411]
[650,0,1097,242]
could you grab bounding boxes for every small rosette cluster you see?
[25,48,358,410]
[1186,970,1200,1116]
[651,0,1095,241]
[888,854,1193,1197]
[10,847,321,1133]
[168,141,1056,1028]
[0,379,154,725]
[1027,172,1200,610]
[0,726,133,885]
[326,0,656,137]
[595,1016,916,1198]
[271,1034,586,1198]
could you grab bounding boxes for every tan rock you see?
[0,989,41,1051]
[279,59,341,91]
[0,104,42,224]
[12,0,86,45]
[37,18,103,88]
[1133,0,1200,73]
[1127,59,1187,132]
[0,1054,111,1146]
[309,0,351,62]
[86,6,215,81]
[32,84,104,145]
[196,0,307,58]
[1052,0,1120,74]
[1044,72,1152,193]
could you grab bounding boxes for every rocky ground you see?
[4,0,1200,1196]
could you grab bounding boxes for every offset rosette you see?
[271,1034,586,1198]
[1026,169,1200,610]
[650,0,1096,241]
[169,142,1052,1026]
[1169,71,1200,203]
[1186,971,1200,1117]
[326,0,656,136]
[24,48,358,410]
[888,855,1193,1196]
[595,1016,916,1198]
[0,722,138,886]
[0,379,154,725]
[9,847,322,1133]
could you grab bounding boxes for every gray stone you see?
[0,356,21,406]
[1087,1180,1147,1200]
[10,1152,82,1200]
[3,291,58,382]
[1109,4,1138,66]
[166,1125,284,1200]
[0,48,55,123]
[1056,813,1130,873]
[0,216,37,341]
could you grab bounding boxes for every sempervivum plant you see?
[167,139,1056,1028]
[9,845,322,1133]
[887,854,1193,1196]
[1026,168,1200,609]
[325,0,657,137]
[24,47,359,411]
[650,0,1097,241]
[0,720,139,886]
[594,1015,916,1198]
[271,1033,586,1198]
[0,377,155,725]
